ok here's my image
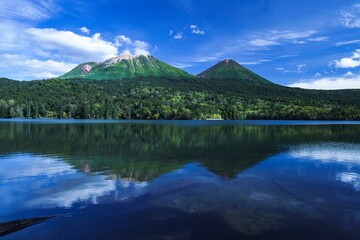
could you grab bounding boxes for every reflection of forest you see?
[1,122,360,180]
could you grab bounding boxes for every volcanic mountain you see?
[60,54,192,80]
[197,59,275,86]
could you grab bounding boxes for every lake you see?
[1,120,360,240]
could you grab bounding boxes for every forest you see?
[1,77,360,120]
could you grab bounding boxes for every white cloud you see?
[293,40,307,44]
[192,29,206,35]
[336,58,360,68]
[114,35,133,47]
[188,55,221,63]
[26,28,118,62]
[249,39,279,47]
[0,1,154,80]
[335,49,360,68]
[0,20,27,51]
[133,40,151,56]
[307,36,328,42]
[190,24,206,35]
[0,54,76,79]
[335,39,360,47]
[288,74,360,90]
[171,62,196,68]
[344,71,354,77]
[238,59,270,65]
[269,30,316,40]
[314,72,322,78]
[174,32,184,39]
[114,35,151,56]
[249,30,318,47]
[297,64,307,73]
[169,30,173,36]
[0,0,59,21]
[0,25,154,79]
[275,67,285,71]
[340,4,360,28]
[79,26,90,34]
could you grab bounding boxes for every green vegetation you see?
[0,76,360,120]
[1,57,360,120]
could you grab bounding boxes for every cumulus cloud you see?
[114,35,132,47]
[171,24,205,39]
[335,49,360,68]
[114,35,151,56]
[344,71,354,77]
[79,26,90,34]
[192,29,206,35]
[340,4,360,28]
[190,24,206,35]
[26,28,118,62]
[0,54,77,79]
[0,1,154,80]
[174,32,184,39]
[0,25,154,79]
[288,74,360,90]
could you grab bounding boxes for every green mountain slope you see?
[197,59,275,86]
[60,55,192,80]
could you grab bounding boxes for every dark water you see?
[1,120,360,240]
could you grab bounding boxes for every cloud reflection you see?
[0,154,148,215]
[336,172,360,191]
[289,143,360,191]
[289,143,360,164]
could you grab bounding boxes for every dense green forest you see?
[1,76,360,120]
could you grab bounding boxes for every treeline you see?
[0,77,360,120]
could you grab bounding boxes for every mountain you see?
[60,54,192,80]
[197,59,274,85]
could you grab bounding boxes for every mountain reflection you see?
[1,121,360,240]
[1,122,360,181]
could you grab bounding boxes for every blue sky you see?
[1,0,360,89]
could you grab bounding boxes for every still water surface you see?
[1,120,360,239]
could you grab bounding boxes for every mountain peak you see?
[60,55,192,80]
[197,59,275,85]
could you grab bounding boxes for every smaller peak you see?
[222,59,237,64]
